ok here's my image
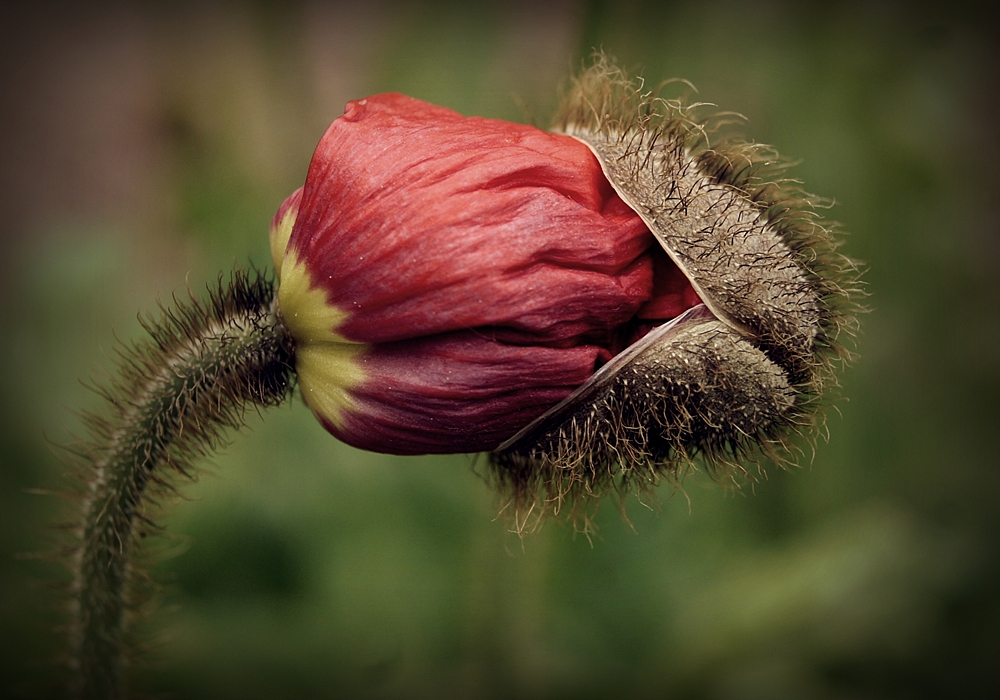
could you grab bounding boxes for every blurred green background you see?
[2,1,997,698]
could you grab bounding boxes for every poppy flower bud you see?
[271,92,697,455]
[271,59,860,521]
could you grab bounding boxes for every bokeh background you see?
[2,1,997,698]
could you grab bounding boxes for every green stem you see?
[68,271,295,700]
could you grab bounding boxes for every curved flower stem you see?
[67,270,295,700]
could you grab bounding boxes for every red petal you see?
[289,93,653,348]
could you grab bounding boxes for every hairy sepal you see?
[490,56,863,531]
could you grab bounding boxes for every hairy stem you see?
[67,271,295,700]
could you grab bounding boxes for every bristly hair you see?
[490,54,865,534]
[59,268,295,699]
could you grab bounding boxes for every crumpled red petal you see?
[288,93,654,348]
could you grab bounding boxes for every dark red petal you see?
[319,331,604,454]
[637,245,703,320]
